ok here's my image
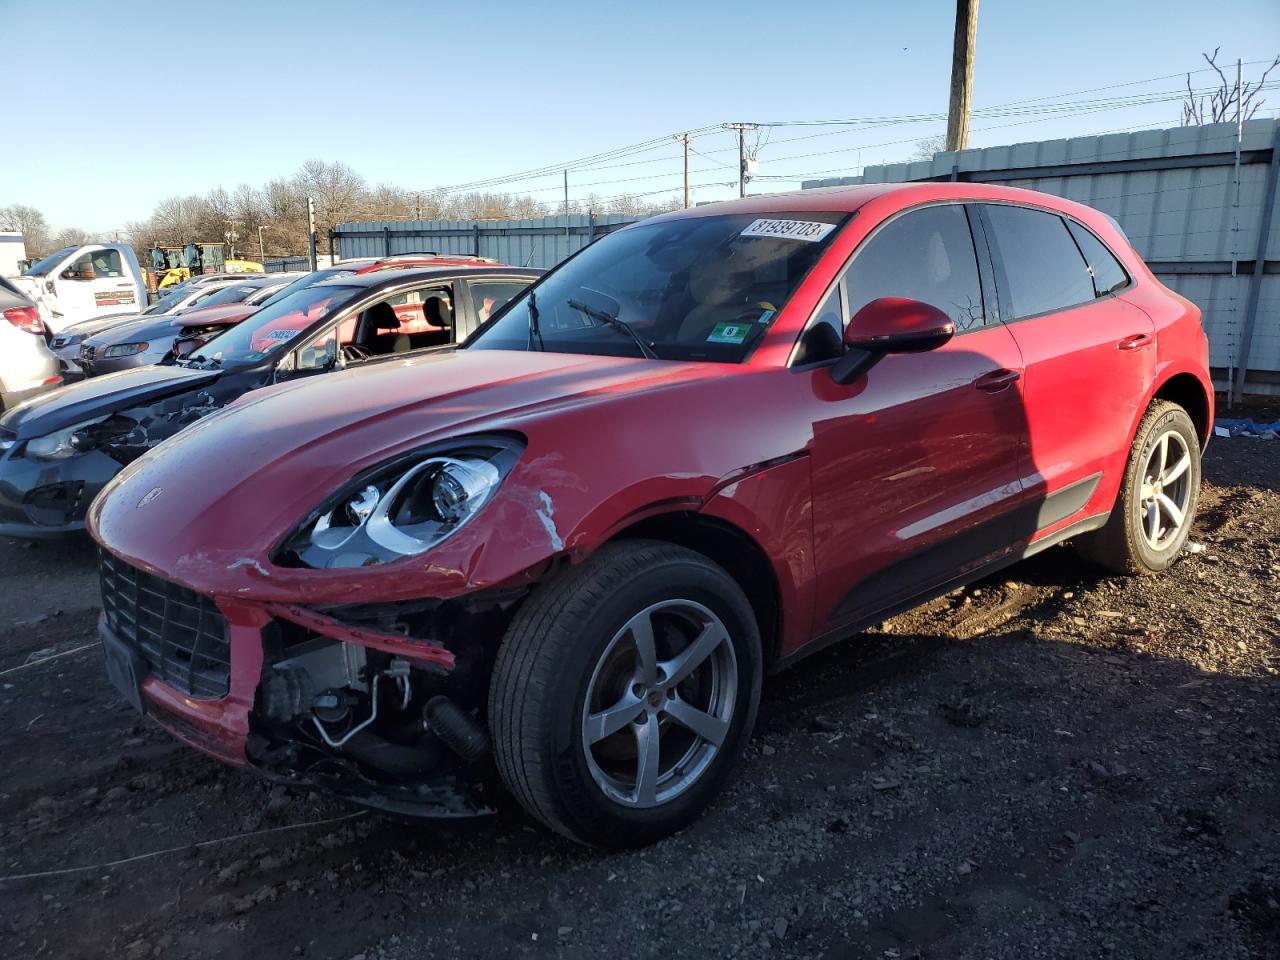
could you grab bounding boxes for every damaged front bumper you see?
[96,554,507,818]
[0,445,120,537]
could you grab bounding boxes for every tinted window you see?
[844,204,985,331]
[467,211,846,363]
[983,205,1095,319]
[1066,220,1129,297]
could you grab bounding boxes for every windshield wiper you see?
[527,291,544,352]
[187,354,222,369]
[565,299,658,360]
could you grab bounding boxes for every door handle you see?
[1117,333,1153,351]
[974,368,1021,393]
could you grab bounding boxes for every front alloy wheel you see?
[581,600,738,808]
[489,540,761,848]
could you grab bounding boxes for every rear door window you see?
[981,205,1096,319]
[470,281,532,324]
[843,204,986,332]
[1065,220,1129,297]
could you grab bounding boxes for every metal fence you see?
[262,255,315,273]
[330,213,641,270]
[803,119,1280,398]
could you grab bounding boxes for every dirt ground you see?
[1,436,1276,960]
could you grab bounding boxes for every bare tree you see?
[0,204,51,255]
[52,227,93,248]
[910,135,948,161]
[293,160,367,237]
[1182,49,1280,125]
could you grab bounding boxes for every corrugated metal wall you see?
[804,120,1280,394]
[332,214,642,269]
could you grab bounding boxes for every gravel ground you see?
[0,432,1276,960]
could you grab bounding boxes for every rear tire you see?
[488,539,762,848]
[1078,400,1201,575]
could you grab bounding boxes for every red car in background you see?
[90,183,1211,847]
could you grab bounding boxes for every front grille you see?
[99,552,230,699]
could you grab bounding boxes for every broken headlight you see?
[24,417,108,460]
[276,435,524,569]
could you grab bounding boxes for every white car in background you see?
[0,277,60,412]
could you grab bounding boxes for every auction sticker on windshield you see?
[740,219,837,243]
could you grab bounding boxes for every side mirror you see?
[831,297,955,385]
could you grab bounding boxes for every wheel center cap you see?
[647,690,663,707]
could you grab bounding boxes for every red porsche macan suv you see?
[89,182,1211,847]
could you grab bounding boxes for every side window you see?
[62,249,124,280]
[1066,220,1129,297]
[62,252,96,280]
[794,283,845,365]
[348,285,455,359]
[844,205,986,332]
[982,205,1096,319]
[471,281,531,324]
[296,328,338,371]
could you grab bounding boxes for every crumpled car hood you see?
[0,364,221,439]
[89,349,736,594]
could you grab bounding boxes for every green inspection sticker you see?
[707,322,749,344]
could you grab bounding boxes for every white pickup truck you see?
[8,243,148,333]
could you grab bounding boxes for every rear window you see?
[1066,221,1129,297]
[982,205,1095,320]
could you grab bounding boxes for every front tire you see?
[1079,400,1201,575]
[488,540,762,848]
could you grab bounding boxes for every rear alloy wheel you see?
[488,540,761,848]
[1078,400,1201,574]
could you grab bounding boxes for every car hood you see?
[174,303,259,328]
[89,349,740,591]
[0,364,222,439]
[86,315,177,347]
[52,311,149,342]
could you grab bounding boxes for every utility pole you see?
[945,0,979,152]
[563,170,570,242]
[307,197,318,271]
[257,225,267,262]
[674,133,693,208]
[414,193,422,220]
[722,123,759,198]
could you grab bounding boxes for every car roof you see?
[649,181,1115,223]
[311,264,543,290]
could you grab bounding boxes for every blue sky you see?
[1,0,1278,232]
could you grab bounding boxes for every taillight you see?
[3,306,43,336]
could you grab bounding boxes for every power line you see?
[422,67,1280,201]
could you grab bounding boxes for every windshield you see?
[144,290,188,315]
[465,211,846,363]
[254,269,358,310]
[182,284,358,367]
[191,282,265,309]
[22,246,77,276]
